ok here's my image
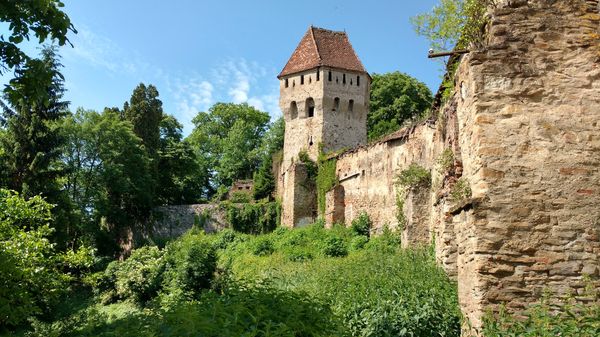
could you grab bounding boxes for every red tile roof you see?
[278,26,367,78]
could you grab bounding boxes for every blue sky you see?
[2,0,441,135]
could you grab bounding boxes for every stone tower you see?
[278,26,370,227]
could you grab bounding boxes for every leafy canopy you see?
[0,0,76,73]
[187,102,270,194]
[368,72,433,141]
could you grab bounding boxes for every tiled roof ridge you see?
[309,26,323,65]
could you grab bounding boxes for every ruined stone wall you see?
[151,204,228,239]
[452,0,600,330]
[323,0,600,332]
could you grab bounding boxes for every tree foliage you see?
[368,72,433,141]
[123,83,163,157]
[188,103,270,194]
[253,117,284,200]
[60,108,153,254]
[0,189,68,327]
[411,0,489,52]
[0,0,76,73]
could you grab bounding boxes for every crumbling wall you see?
[323,0,600,332]
[151,204,228,239]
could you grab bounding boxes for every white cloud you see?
[213,58,281,118]
[63,26,150,76]
[169,77,214,121]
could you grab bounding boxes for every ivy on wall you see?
[222,201,281,234]
[316,158,338,216]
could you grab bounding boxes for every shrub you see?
[0,189,70,327]
[224,201,280,234]
[397,163,431,189]
[286,247,314,262]
[436,148,454,174]
[229,191,252,203]
[350,211,372,237]
[350,235,369,251]
[322,236,348,257]
[450,177,471,203]
[113,246,165,304]
[164,233,217,295]
[482,295,600,337]
[252,237,275,256]
[214,228,237,249]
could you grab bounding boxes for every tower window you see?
[316,70,320,81]
[309,76,312,84]
[333,97,340,111]
[328,71,332,81]
[309,136,313,147]
[293,80,295,87]
[301,75,304,85]
[348,99,354,112]
[350,79,353,85]
[285,78,289,88]
[336,77,339,84]
[290,101,298,119]
[306,97,315,117]
[343,74,346,84]
[357,76,360,86]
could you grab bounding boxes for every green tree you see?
[0,46,74,246]
[410,0,488,52]
[60,109,153,254]
[368,72,433,141]
[156,115,205,204]
[0,0,76,74]
[188,103,270,194]
[253,117,284,200]
[123,83,163,157]
[0,189,68,327]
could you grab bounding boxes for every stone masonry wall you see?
[151,204,228,239]
[321,0,600,332]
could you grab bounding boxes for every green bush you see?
[321,236,348,257]
[316,158,338,215]
[164,233,217,295]
[112,246,165,304]
[229,191,252,203]
[252,237,275,256]
[450,177,471,203]
[397,163,431,189]
[224,201,280,234]
[214,228,237,249]
[0,189,70,327]
[350,235,369,251]
[350,211,372,237]
[482,295,600,337]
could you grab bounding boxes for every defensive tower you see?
[278,26,370,227]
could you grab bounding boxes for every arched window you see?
[357,76,360,86]
[306,97,315,117]
[333,97,340,111]
[290,101,298,119]
[348,99,354,113]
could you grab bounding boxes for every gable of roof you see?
[278,26,367,78]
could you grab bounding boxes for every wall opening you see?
[343,74,346,85]
[290,101,298,119]
[328,71,332,81]
[357,76,360,86]
[333,97,340,111]
[309,76,312,84]
[300,75,304,85]
[348,99,354,113]
[316,70,320,81]
[306,97,315,117]
[293,80,295,87]
[285,78,289,88]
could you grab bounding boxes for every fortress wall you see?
[334,124,439,232]
[328,0,600,331]
[453,0,600,329]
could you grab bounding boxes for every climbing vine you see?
[316,158,338,216]
[222,200,281,234]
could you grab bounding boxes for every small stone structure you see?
[277,1,600,333]
[228,179,254,200]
